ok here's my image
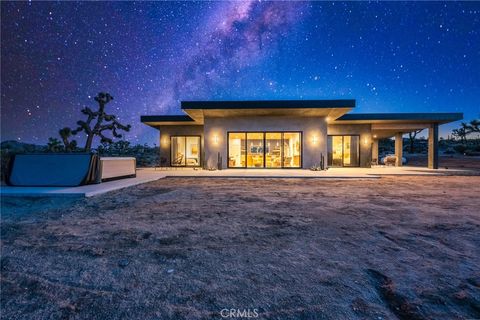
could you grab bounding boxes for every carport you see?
[334,113,463,169]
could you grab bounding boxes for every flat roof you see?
[181,99,356,110]
[140,115,198,127]
[336,112,463,124]
[140,115,194,122]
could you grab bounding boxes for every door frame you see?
[226,131,303,169]
[327,135,360,167]
[170,135,202,167]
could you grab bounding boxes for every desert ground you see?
[1,160,480,319]
[408,154,480,171]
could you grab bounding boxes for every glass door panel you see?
[343,136,359,167]
[331,136,343,167]
[228,132,246,168]
[171,137,186,166]
[265,133,282,168]
[327,136,360,167]
[247,132,264,168]
[283,132,301,168]
[186,136,200,166]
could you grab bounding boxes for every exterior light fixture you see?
[213,135,219,145]
[162,137,169,146]
[364,137,368,145]
[312,135,318,145]
[325,117,331,122]
[373,134,377,138]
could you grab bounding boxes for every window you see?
[247,132,264,168]
[283,132,301,168]
[228,132,246,168]
[171,136,201,167]
[327,135,360,167]
[228,132,302,168]
[265,132,282,168]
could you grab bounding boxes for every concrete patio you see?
[1,166,470,198]
[150,165,469,177]
[0,169,165,198]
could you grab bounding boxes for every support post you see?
[428,123,439,169]
[372,139,379,165]
[395,133,403,167]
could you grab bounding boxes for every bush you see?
[453,145,467,154]
[465,151,480,156]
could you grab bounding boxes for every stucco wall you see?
[157,125,204,167]
[204,116,327,169]
[327,124,372,167]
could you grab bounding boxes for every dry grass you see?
[1,175,480,319]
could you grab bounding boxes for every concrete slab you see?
[150,166,472,178]
[157,169,379,179]
[1,170,165,198]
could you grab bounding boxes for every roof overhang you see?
[181,99,355,122]
[334,112,463,124]
[140,115,200,128]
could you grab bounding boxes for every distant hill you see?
[1,140,45,153]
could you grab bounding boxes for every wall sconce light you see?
[161,137,169,146]
[213,134,219,145]
[364,137,369,145]
[373,134,377,139]
[325,117,331,122]
[312,135,318,145]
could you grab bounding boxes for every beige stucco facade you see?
[142,100,462,170]
[203,115,327,169]
[158,125,204,167]
[155,119,378,169]
[327,124,373,167]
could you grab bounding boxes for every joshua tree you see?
[407,130,422,153]
[452,127,467,144]
[47,137,63,152]
[462,119,480,134]
[72,92,131,151]
[59,127,77,151]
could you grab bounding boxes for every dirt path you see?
[1,176,480,319]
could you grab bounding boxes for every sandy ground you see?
[408,154,480,171]
[1,174,480,319]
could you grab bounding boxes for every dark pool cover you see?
[6,153,101,186]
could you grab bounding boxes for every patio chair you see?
[172,154,184,166]
[384,155,397,166]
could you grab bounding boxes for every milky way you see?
[158,1,308,114]
[1,1,479,145]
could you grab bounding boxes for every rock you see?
[118,259,129,268]
[142,232,152,239]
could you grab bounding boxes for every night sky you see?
[1,1,479,145]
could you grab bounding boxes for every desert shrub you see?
[453,145,467,154]
[465,151,480,156]
[444,148,455,155]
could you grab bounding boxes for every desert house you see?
[141,100,462,169]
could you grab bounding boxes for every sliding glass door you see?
[171,136,201,167]
[247,132,264,168]
[265,133,282,168]
[283,132,302,168]
[228,132,246,168]
[327,135,360,167]
[228,132,302,168]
